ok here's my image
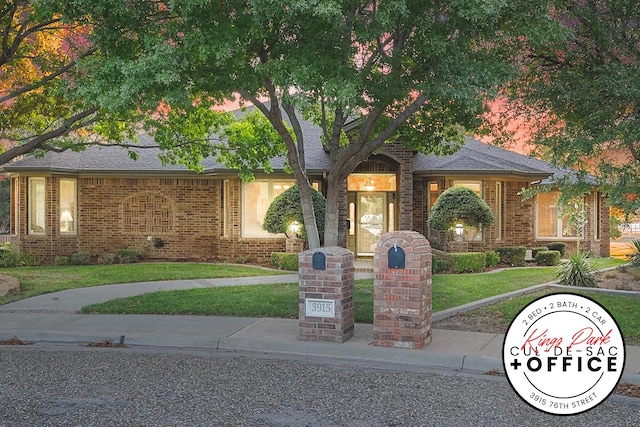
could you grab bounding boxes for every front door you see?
[356,193,386,256]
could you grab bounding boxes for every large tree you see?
[498,0,640,214]
[0,0,101,164]
[67,0,560,248]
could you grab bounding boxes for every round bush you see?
[428,186,495,232]
[262,184,326,241]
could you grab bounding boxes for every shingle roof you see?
[413,137,555,179]
[4,120,559,181]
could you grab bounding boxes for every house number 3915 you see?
[305,299,336,318]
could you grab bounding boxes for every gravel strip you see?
[0,346,639,426]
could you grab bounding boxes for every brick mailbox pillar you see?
[298,246,355,342]
[373,231,432,349]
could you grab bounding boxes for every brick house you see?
[3,128,609,264]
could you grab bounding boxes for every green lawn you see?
[0,263,286,305]
[466,289,640,345]
[80,258,626,323]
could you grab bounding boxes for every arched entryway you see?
[346,155,399,257]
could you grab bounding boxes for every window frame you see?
[241,179,295,238]
[59,178,77,236]
[536,191,579,240]
[28,177,46,235]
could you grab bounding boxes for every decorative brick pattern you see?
[298,246,355,343]
[373,230,432,349]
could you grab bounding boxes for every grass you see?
[80,258,625,322]
[0,263,286,305]
[466,289,640,345]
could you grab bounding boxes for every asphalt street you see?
[1,345,639,427]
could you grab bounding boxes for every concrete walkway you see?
[1,272,639,383]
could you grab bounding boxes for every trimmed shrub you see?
[433,259,449,274]
[485,251,500,268]
[117,248,139,264]
[531,246,549,258]
[271,252,299,271]
[557,252,598,287]
[54,256,70,266]
[535,250,561,266]
[69,252,92,266]
[445,252,486,273]
[496,246,526,267]
[546,242,566,257]
[98,253,117,265]
[262,184,326,242]
[428,186,495,233]
[53,256,71,266]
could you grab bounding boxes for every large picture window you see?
[59,179,77,234]
[28,178,45,235]
[242,180,295,238]
[536,191,576,238]
[452,180,483,240]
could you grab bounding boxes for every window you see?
[28,178,45,235]
[242,180,294,238]
[536,191,576,238]
[495,182,503,240]
[222,180,231,237]
[59,179,77,234]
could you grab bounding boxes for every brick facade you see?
[10,175,288,264]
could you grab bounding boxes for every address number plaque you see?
[305,298,336,318]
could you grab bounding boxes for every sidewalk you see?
[1,274,639,383]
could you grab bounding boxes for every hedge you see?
[445,252,486,273]
[496,246,526,267]
[271,252,299,271]
[546,242,566,257]
[485,251,500,268]
[535,250,561,266]
[531,246,549,258]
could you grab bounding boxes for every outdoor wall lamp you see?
[288,221,300,238]
[455,223,464,236]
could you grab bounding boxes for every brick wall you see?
[11,175,287,264]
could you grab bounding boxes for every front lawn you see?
[78,263,606,321]
[0,263,286,305]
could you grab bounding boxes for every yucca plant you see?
[557,252,598,287]
[627,239,640,269]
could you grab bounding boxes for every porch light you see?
[288,221,300,237]
[455,223,464,236]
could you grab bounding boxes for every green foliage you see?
[501,1,640,215]
[496,246,526,267]
[627,240,640,269]
[69,253,92,266]
[116,249,139,264]
[428,186,495,233]
[0,248,40,268]
[98,253,117,265]
[433,259,450,274]
[535,250,561,266]
[445,252,486,274]
[271,252,299,271]
[262,184,326,242]
[485,251,500,268]
[557,253,598,288]
[546,242,566,257]
[531,247,548,258]
[610,215,623,240]
[54,256,70,266]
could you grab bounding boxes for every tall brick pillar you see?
[298,246,355,342]
[373,231,432,349]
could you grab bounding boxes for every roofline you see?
[413,170,552,179]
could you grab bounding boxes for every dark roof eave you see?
[413,170,552,180]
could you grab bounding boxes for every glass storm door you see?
[356,193,386,256]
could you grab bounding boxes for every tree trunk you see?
[323,172,342,247]
[296,179,321,249]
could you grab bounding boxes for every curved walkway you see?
[1,272,639,383]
